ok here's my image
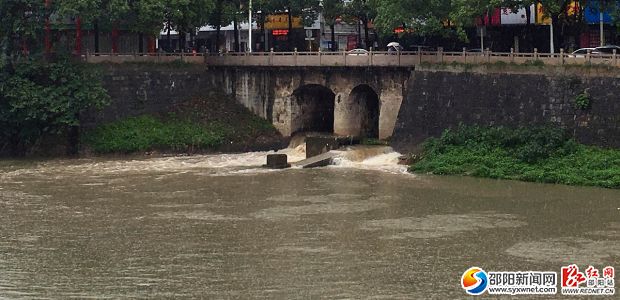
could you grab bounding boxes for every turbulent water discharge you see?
[0,146,619,298]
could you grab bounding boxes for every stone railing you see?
[84,49,620,68]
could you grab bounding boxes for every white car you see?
[570,48,599,58]
[347,49,369,56]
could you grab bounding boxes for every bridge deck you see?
[84,51,620,68]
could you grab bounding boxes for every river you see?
[0,146,619,298]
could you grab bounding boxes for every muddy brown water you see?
[0,151,618,298]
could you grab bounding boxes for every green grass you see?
[360,138,389,146]
[83,115,227,153]
[410,125,620,189]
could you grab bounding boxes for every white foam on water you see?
[0,142,410,179]
[330,146,409,174]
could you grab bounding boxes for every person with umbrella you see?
[387,42,402,54]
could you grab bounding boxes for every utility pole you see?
[248,0,253,52]
[549,22,554,53]
[600,3,605,46]
[480,27,484,51]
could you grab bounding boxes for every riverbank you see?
[82,95,287,156]
[409,125,620,189]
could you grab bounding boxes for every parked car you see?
[570,48,599,57]
[407,45,433,52]
[594,45,620,54]
[465,48,486,54]
[347,49,369,56]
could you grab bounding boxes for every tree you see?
[0,1,110,155]
[1,0,46,70]
[57,0,131,53]
[161,0,215,51]
[344,0,377,49]
[267,0,320,50]
[322,0,344,51]
[207,0,234,52]
[370,0,530,46]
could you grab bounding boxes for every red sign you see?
[347,36,357,50]
[272,29,289,36]
[475,8,502,26]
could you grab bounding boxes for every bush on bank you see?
[0,59,109,155]
[81,111,277,154]
[83,116,226,153]
[410,125,620,189]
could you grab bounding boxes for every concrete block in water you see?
[265,154,290,169]
[294,151,339,169]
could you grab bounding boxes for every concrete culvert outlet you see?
[344,84,380,139]
[291,84,335,135]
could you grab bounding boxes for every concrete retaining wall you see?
[88,64,620,151]
[392,70,620,152]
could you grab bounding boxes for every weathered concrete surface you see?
[391,70,620,152]
[83,64,212,128]
[293,151,340,168]
[90,64,620,151]
[266,154,290,169]
[217,67,411,140]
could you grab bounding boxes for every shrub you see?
[574,90,591,110]
[0,59,109,155]
[411,125,620,189]
[83,115,225,153]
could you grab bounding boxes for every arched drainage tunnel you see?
[335,84,380,139]
[266,84,385,169]
[290,84,335,135]
[290,83,381,140]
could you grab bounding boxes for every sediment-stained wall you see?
[391,69,620,152]
[90,64,620,151]
[221,67,410,139]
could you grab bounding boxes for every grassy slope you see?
[410,125,620,189]
[83,95,282,154]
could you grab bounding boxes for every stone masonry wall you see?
[81,64,222,128]
[86,64,620,152]
[391,70,620,152]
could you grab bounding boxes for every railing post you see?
[614,49,617,66]
[318,47,322,66]
[437,47,443,63]
[586,49,591,65]
[343,48,347,67]
[369,47,373,66]
[534,48,538,60]
[270,48,274,66]
[294,48,298,66]
[486,48,491,63]
[510,48,514,63]
[417,46,422,65]
[560,48,564,65]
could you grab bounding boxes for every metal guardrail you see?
[84,50,620,68]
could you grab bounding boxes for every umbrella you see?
[387,42,400,47]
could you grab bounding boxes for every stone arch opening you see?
[347,84,380,138]
[290,84,335,134]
